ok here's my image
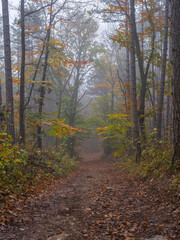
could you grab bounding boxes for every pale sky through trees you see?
[0,0,18,22]
[0,0,113,42]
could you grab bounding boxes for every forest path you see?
[0,151,179,240]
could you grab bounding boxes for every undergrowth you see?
[116,142,180,190]
[0,132,78,202]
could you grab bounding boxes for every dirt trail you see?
[0,151,179,240]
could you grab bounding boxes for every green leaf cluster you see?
[97,114,133,156]
[0,132,28,194]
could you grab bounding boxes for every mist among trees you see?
[0,1,180,238]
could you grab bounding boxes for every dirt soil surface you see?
[0,151,180,240]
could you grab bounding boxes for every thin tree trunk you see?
[141,2,144,58]
[109,67,115,114]
[1,0,15,140]
[37,32,51,149]
[37,1,53,149]
[67,66,80,157]
[126,48,131,112]
[125,0,131,116]
[169,99,173,142]
[19,0,25,145]
[152,64,156,128]
[25,34,47,109]
[0,78,2,107]
[156,0,169,140]
[134,0,156,140]
[170,0,180,166]
[166,38,172,140]
[125,14,131,115]
[166,94,170,138]
[130,0,141,162]
[0,78,3,126]
[55,91,62,149]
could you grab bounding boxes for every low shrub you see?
[0,132,78,200]
[0,132,28,194]
[139,142,173,177]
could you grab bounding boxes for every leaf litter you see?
[0,152,179,240]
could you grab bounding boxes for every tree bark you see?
[126,47,131,113]
[135,0,156,140]
[0,78,2,107]
[37,1,53,149]
[170,0,180,166]
[19,0,26,145]
[125,0,131,115]
[166,38,172,140]
[67,65,80,157]
[152,64,156,129]
[55,90,62,149]
[156,0,169,140]
[109,66,115,115]
[137,1,149,139]
[1,0,15,140]
[130,0,141,162]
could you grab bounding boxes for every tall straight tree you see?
[135,0,156,141]
[1,0,15,139]
[19,0,25,144]
[130,0,141,162]
[37,0,53,149]
[0,78,2,107]
[170,0,180,166]
[156,0,169,140]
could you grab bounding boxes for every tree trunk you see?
[126,47,131,113]
[111,83,114,115]
[25,39,46,109]
[134,1,156,140]
[1,0,15,140]
[152,64,156,129]
[130,0,141,162]
[67,66,80,157]
[166,91,170,136]
[125,1,131,115]
[166,38,172,140]
[37,35,50,149]
[156,0,169,140]
[55,91,62,149]
[109,67,115,115]
[19,0,25,145]
[0,78,2,107]
[37,2,53,149]
[170,0,180,166]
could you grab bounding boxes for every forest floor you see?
[0,151,180,240]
